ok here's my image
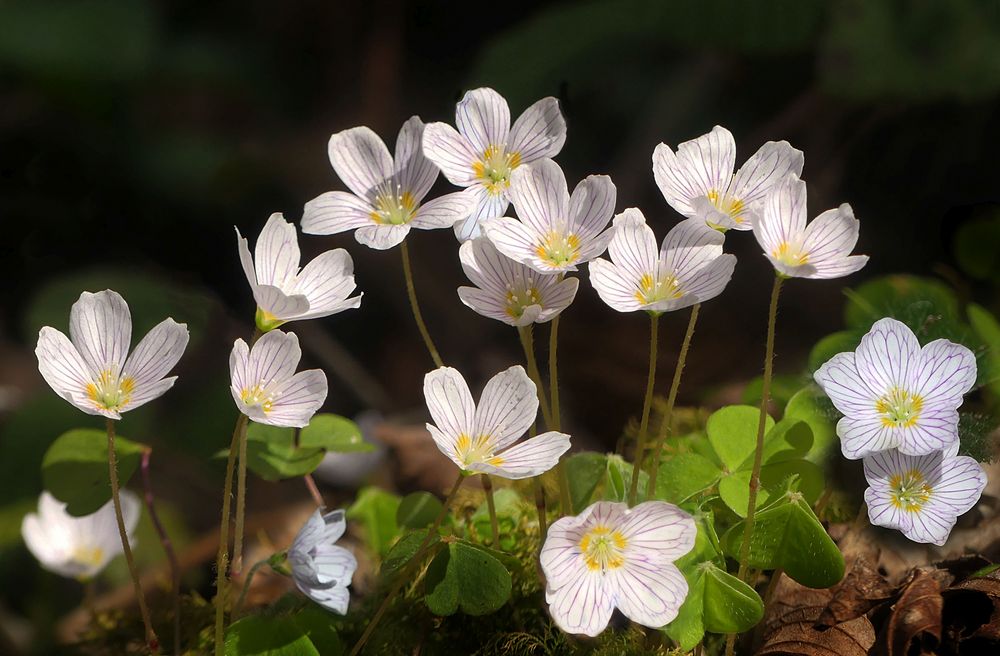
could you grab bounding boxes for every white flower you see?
[237,213,362,331]
[814,318,977,460]
[540,500,695,637]
[423,365,570,479]
[589,209,737,314]
[229,330,327,427]
[21,491,140,581]
[652,125,803,231]
[482,159,616,273]
[35,290,189,419]
[288,508,357,614]
[751,174,868,279]
[458,237,579,326]
[423,87,567,240]
[864,443,987,546]
[301,116,478,250]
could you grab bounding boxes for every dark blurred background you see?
[4,0,1000,647]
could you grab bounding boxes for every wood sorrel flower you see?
[540,500,695,637]
[751,174,868,279]
[35,290,189,419]
[237,213,362,332]
[21,491,140,581]
[423,365,570,479]
[814,318,976,459]
[482,158,616,274]
[301,116,477,250]
[653,125,803,231]
[288,508,357,614]
[589,208,737,314]
[863,443,987,546]
[423,87,567,240]
[457,237,579,326]
[229,330,327,427]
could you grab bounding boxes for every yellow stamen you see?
[84,369,135,411]
[370,188,417,225]
[772,242,810,267]
[889,468,933,512]
[634,271,683,305]
[505,286,542,319]
[473,145,521,196]
[876,387,923,428]
[71,545,105,570]
[240,385,275,413]
[535,231,581,268]
[706,189,746,224]
[579,525,627,572]
[453,433,497,466]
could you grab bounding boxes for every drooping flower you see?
[457,237,579,326]
[229,330,327,427]
[652,125,803,231]
[237,213,362,332]
[589,208,737,314]
[863,443,987,546]
[814,318,977,459]
[35,290,189,419]
[751,174,868,279]
[482,159,616,273]
[21,491,140,580]
[287,508,357,614]
[540,500,695,637]
[423,87,567,240]
[423,365,570,479]
[301,116,477,250]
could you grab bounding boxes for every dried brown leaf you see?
[882,568,943,656]
[817,555,896,627]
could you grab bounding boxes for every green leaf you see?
[381,530,438,579]
[471,488,522,550]
[654,453,723,504]
[243,423,324,482]
[706,406,774,472]
[968,303,1000,396]
[288,606,343,656]
[346,487,400,557]
[225,614,320,656]
[299,414,371,453]
[722,488,845,589]
[808,330,864,373]
[41,428,146,516]
[396,492,443,530]
[424,540,512,616]
[564,452,607,513]
[741,374,803,409]
[844,275,960,329]
[719,459,825,517]
[753,419,813,466]
[701,563,765,633]
[603,454,648,503]
[784,387,840,461]
[662,565,706,651]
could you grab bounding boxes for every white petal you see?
[838,414,897,460]
[855,318,919,392]
[473,366,538,451]
[928,454,987,517]
[540,514,589,589]
[659,217,726,278]
[901,408,960,456]
[589,258,643,313]
[652,126,736,217]
[259,369,327,428]
[508,96,566,163]
[536,277,579,322]
[354,224,410,250]
[410,190,477,230]
[119,318,189,410]
[69,290,131,378]
[618,501,696,563]
[458,237,516,296]
[236,226,260,296]
[482,217,542,270]
[427,423,468,469]
[910,339,977,408]
[569,174,616,240]
[292,509,331,554]
[509,158,569,237]
[612,561,688,629]
[574,227,615,267]
[301,191,374,236]
[36,327,99,416]
[327,126,393,200]
[453,185,509,241]
[393,116,437,202]
[801,254,869,280]
[470,431,571,479]
[813,352,880,417]
[545,574,614,637]
[801,205,858,263]
[864,485,911,534]
[254,213,300,289]
[455,87,510,154]
[753,174,807,256]
[247,330,301,389]
[300,582,351,615]
[293,250,362,321]
[729,140,804,207]
[229,338,251,398]
[423,367,475,441]
[422,122,478,187]
[904,505,956,546]
[312,544,357,587]
[457,287,518,326]
[253,285,310,321]
[670,254,735,309]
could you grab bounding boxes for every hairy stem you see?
[548,316,572,514]
[517,324,552,427]
[481,474,500,547]
[646,303,701,497]
[349,474,465,656]
[230,326,262,576]
[233,558,270,618]
[140,449,180,655]
[214,413,248,656]
[628,313,660,506]
[106,419,158,653]
[401,240,443,368]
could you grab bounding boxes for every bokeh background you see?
[4,0,1000,650]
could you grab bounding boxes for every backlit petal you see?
[328,126,393,200]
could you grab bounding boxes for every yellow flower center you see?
[505,286,542,319]
[634,272,683,305]
[240,384,274,413]
[453,433,505,468]
[71,545,105,571]
[772,242,810,267]
[370,186,417,225]
[579,525,627,572]
[706,189,746,226]
[85,369,135,411]
[472,144,521,196]
[889,469,933,513]
[535,231,580,268]
[876,387,923,428]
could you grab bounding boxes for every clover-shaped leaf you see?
[564,451,607,513]
[346,486,400,557]
[424,540,512,616]
[42,428,146,516]
[471,488,522,549]
[706,405,774,472]
[298,414,371,453]
[396,492,443,530]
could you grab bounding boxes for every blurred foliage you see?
[41,428,145,516]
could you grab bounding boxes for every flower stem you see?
[481,474,500,547]
[233,558,270,618]
[106,419,158,654]
[303,474,325,508]
[214,413,248,656]
[140,448,180,656]
[532,476,547,542]
[736,275,784,582]
[349,473,465,656]
[646,303,701,498]
[230,326,263,577]
[517,325,552,428]
[628,313,660,506]
[400,240,443,368]
[548,316,572,514]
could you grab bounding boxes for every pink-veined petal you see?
[455,87,510,154]
[753,174,807,257]
[668,254,736,311]
[508,96,566,163]
[813,352,880,417]
[611,560,688,629]
[262,369,327,428]
[246,330,301,391]
[928,454,987,517]
[659,216,726,279]
[471,431,570,479]
[301,191,374,236]
[509,158,569,237]
[618,501,696,563]
[354,224,409,250]
[327,126,393,200]
[589,258,643,313]
[454,184,510,241]
[481,217,541,269]
[536,277,579,323]
[422,122,478,187]
[254,213,300,289]
[254,285,310,321]
[910,339,977,408]
[35,327,99,416]
[473,365,538,451]
[855,318,920,393]
[729,140,804,207]
[652,126,736,217]
[423,367,475,441]
[69,290,131,379]
[410,189,477,230]
[545,574,614,637]
[292,249,362,321]
[393,116,437,202]
[607,209,657,288]
[838,414,897,460]
[120,318,188,408]
[569,174,616,240]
